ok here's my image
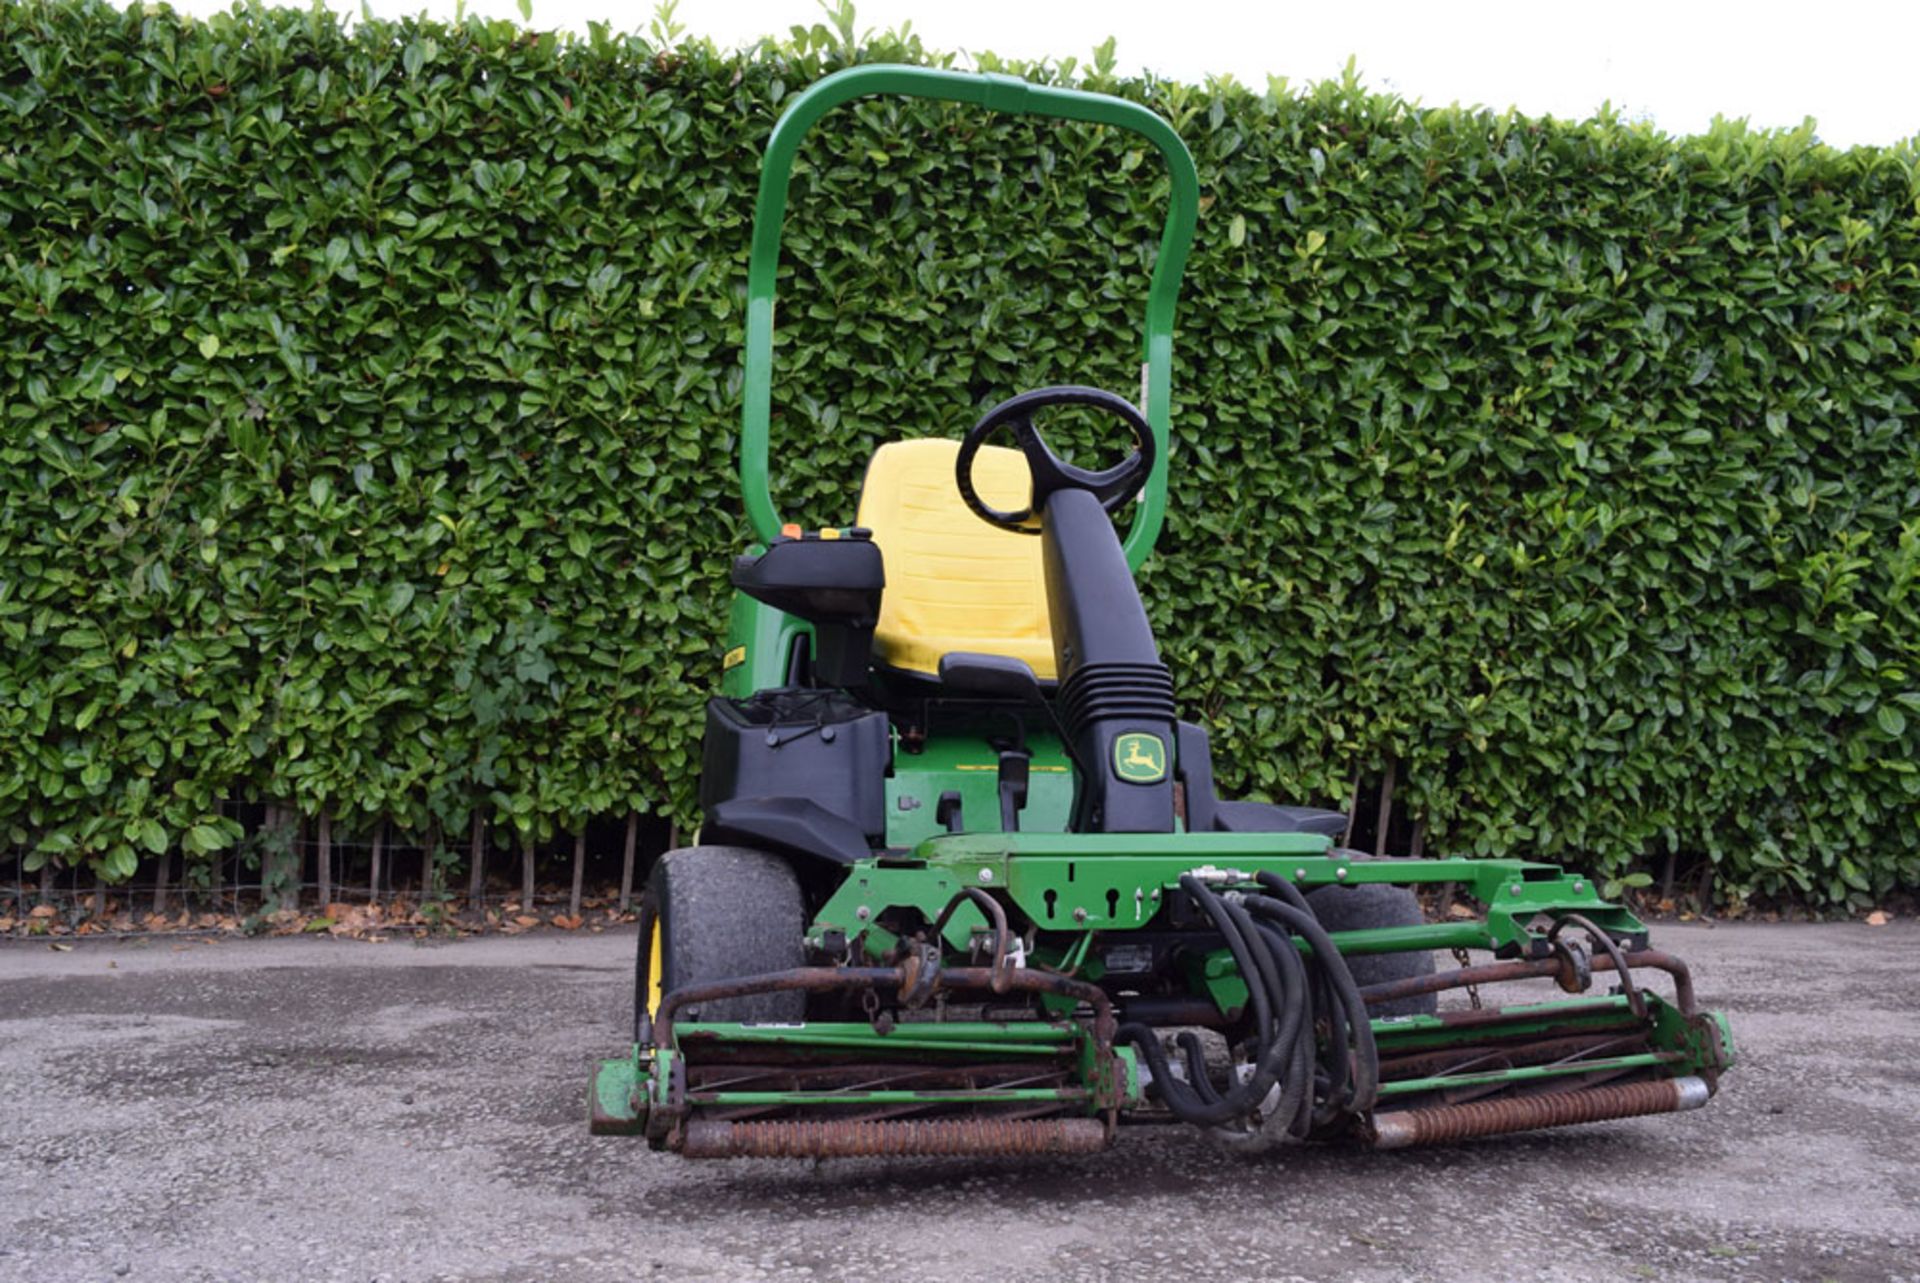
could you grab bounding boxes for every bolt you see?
[855,906,870,921]
[1295,868,1308,881]
[1073,907,1088,923]
[978,868,994,883]
[1573,880,1586,894]
[1335,866,1349,881]
[1512,883,1524,896]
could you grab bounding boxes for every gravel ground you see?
[1,920,1915,1283]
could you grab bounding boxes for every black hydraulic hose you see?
[1119,873,1388,1135]
[1243,915,1331,1135]
[1119,877,1327,1133]
[1256,867,1360,1117]
[1215,892,1315,1079]
[1174,1031,1221,1105]
[1246,896,1377,1114]
[1248,876,1381,1113]
[1249,915,1351,1131]
[1186,878,1277,1070]
[1237,912,1317,1138]
[1216,891,1318,1138]
[1116,876,1286,1126]
[1261,874,1313,915]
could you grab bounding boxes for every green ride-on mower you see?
[588,65,1735,1159]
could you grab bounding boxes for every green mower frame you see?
[589,64,1734,1160]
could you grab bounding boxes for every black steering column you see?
[957,386,1177,834]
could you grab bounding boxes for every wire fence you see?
[1,805,679,929]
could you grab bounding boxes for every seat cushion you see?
[1213,800,1349,839]
[855,438,1057,680]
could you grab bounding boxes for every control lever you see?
[997,748,1030,832]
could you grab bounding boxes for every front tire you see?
[635,845,806,1037]
[1305,883,1437,1018]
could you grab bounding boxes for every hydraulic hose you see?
[1118,873,1384,1141]
[1116,876,1287,1126]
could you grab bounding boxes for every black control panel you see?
[731,529,884,688]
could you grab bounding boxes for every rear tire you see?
[1305,884,1437,1018]
[635,845,806,1037]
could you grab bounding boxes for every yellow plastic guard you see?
[855,438,1056,680]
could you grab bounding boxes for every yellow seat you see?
[855,438,1057,681]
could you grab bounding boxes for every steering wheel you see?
[954,385,1157,533]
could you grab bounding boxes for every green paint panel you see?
[697,1088,1080,1106]
[643,1019,1143,1117]
[814,833,1641,954]
[720,589,811,699]
[587,1057,646,1135]
[885,730,1075,847]
[684,1020,1075,1046]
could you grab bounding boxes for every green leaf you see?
[198,333,220,360]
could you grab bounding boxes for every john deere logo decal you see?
[1114,733,1167,784]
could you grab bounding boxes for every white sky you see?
[168,0,1919,148]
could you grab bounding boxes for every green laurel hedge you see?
[3,1,1916,907]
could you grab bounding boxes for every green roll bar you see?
[738,64,1201,571]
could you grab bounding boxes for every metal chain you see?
[1451,947,1483,1010]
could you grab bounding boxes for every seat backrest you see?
[854,438,1057,681]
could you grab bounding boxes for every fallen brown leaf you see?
[513,914,540,928]
[552,913,582,930]
[28,905,56,919]
[1866,910,1890,927]
[0,917,14,932]
[48,942,72,952]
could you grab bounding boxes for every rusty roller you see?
[680,1117,1111,1159]
[1369,1076,1713,1150]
